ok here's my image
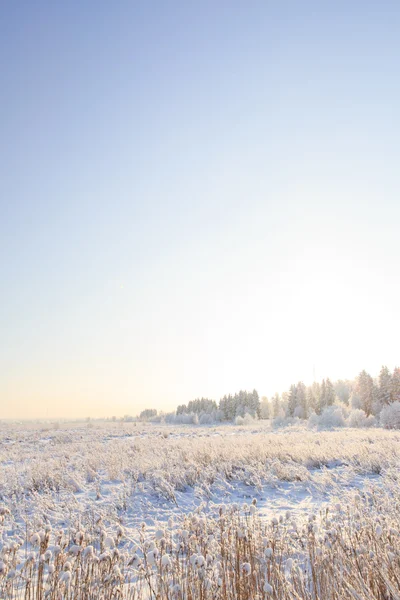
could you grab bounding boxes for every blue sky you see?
[1,1,400,418]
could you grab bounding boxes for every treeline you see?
[219,390,260,420]
[138,409,157,421]
[262,365,400,421]
[139,389,261,424]
[177,398,218,416]
[137,365,400,427]
[176,390,261,420]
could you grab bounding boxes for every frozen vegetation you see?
[138,366,400,431]
[1,421,400,598]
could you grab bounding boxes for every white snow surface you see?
[0,421,398,557]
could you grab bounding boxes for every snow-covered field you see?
[1,421,397,532]
[1,421,400,598]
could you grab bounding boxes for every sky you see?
[1,1,400,419]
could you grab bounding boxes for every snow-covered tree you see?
[280,391,289,416]
[287,384,297,417]
[317,380,326,414]
[260,396,271,419]
[334,380,351,404]
[139,409,157,421]
[219,390,260,421]
[306,386,317,416]
[219,394,235,421]
[391,367,400,403]
[272,393,281,417]
[380,401,400,429]
[350,391,362,410]
[177,398,218,415]
[250,389,261,418]
[378,366,392,406]
[355,370,375,416]
[347,409,375,428]
[325,378,336,407]
[295,381,307,418]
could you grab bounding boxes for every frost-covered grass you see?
[2,485,400,599]
[1,422,400,598]
[1,423,399,500]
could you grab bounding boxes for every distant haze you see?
[1,2,399,418]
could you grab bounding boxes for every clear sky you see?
[1,1,400,418]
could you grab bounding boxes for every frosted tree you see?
[251,389,261,418]
[317,380,327,414]
[219,390,260,421]
[309,382,321,414]
[356,370,375,416]
[185,398,218,414]
[316,378,335,413]
[139,409,157,421]
[306,386,317,415]
[378,366,392,406]
[391,367,400,403]
[272,393,281,417]
[325,378,336,406]
[334,380,351,404]
[280,391,289,416]
[295,382,307,418]
[219,395,235,421]
[350,390,362,410]
[260,396,270,419]
[287,384,297,417]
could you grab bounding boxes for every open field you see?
[1,422,400,598]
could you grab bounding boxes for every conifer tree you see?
[306,386,316,415]
[325,378,336,406]
[287,384,297,417]
[392,367,400,403]
[318,380,326,414]
[272,393,281,417]
[356,370,375,416]
[295,382,307,418]
[378,366,392,406]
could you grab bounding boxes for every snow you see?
[0,420,398,560]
